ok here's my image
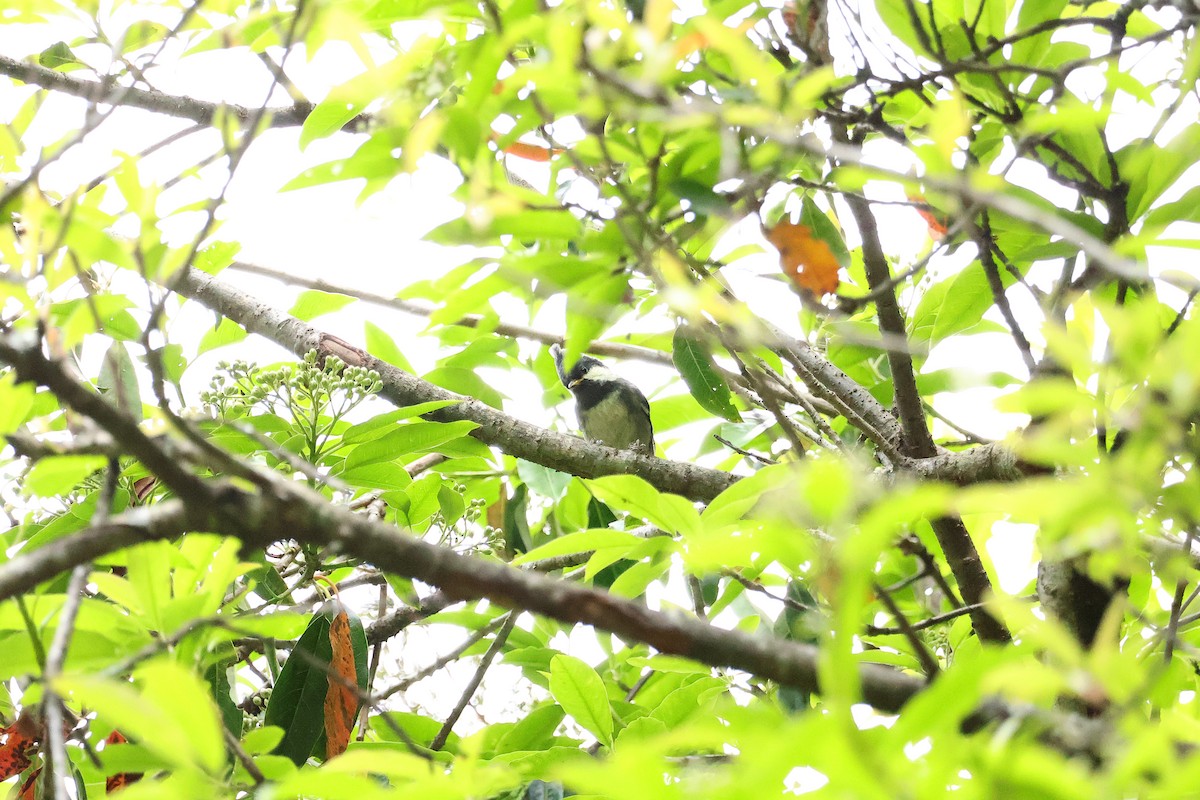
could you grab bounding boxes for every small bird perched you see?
[551,344,655,454]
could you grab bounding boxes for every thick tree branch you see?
[840,190,931,456]
[0,482,925,716]
[835,148,1009,643]
[174,267,739,503]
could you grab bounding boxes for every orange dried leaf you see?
[765,219,840,297]
[324,607,358,759]
[908,193,949,240]
[501,141,564,162]
[916,207,948,239]
[674,19,755,59]
[674,31,708,58]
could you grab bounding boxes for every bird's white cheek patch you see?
[581,366,618,382]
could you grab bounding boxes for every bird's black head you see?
[551,344,608,388]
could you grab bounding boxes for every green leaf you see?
[97,340,142,421]
[0,373,35,434]
[512,529,644,566]
[1144,185,1200,229]
[289,290,355,321]
[562,273,630,372]
[341,420,479,470]
[38,41,82,70]
[243,726,286,755]
[206,660,242,735]
[195,241,241,275]
[799,195,850,268]
[423,367,506,408]
[365,321,417,373]
[586,474,701,537]
[300,98,365,149]
[340,401,460,444]
[264,612,333,765]
[494,704,565,754]
[517,460,572,501]
[59,659,227,774]
[371,711,460,751]
[671,329,739,423]
[549,654,613,746]
[24,455,107,497]
[427,210,584,244]
[198,318,248,355]
[1122,125,1200,220]
[910,263,1012,351]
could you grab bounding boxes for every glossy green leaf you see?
[671,328,740,423]
[549,655,613,746]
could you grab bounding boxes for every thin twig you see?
[1164,530,1197,664]
[376,617,506,701]
[43,458,118,798]
[871,581,940,677]
[430,612,518,751]
[224,726,266,785]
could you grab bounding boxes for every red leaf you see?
[765,219,841,297]
[0,714,39,781]
[324,605,358,759]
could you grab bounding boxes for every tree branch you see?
[0,487,926,715]
[0,52,349,130]
[173,267,738,504]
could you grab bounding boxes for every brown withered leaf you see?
[324,605,358,759]
[765,219,841,297]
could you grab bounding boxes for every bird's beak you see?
[568,379,581,389]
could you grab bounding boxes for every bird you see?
[551,344,655,455]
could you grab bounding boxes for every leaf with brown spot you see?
[765,219,841,297]
[324,604,358,759]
